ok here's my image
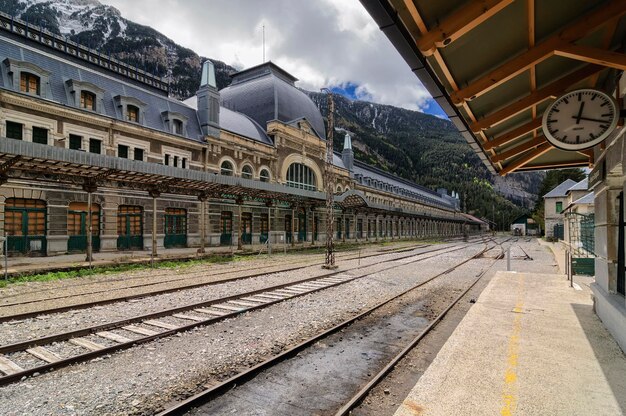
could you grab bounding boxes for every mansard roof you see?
[219,107,273,145]
[0,34,203,142]
[351,158,456,210]
[220,61,326,140]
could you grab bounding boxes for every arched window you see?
[259,169,270,182]
[336,185,343,193]
[286,163,317,191]
[20,72,40,95]
[220,160,234,176]
[173,119,183,135]
[80,90,96,111]
[127,105,139,122]
[241,165,253,179]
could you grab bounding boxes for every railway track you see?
[0,242,416,304]
[0,240,454,322]
[0,239,485,386]
[156,239,497,415]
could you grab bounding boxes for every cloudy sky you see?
[100,0,445,117]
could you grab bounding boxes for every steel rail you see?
[0,241,482,386]
[3,238,435,300]
[156,242,492,416]
[0,241,441,322]
[333,257,500,415]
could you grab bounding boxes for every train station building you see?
[359,0,626,355]
[0,11,479,260]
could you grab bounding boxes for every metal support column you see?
[149,188,161,260]
[617,192,625,295]
[87,191,93,265]
[267,202,272,255]
[311,208,315,245]
[375,215,379,242]
[237,199,243,251]
[354,212,358,242]
[83,180,97,265]
[321,88,336,268]
[198,195,206,254]
[291,207,296,247]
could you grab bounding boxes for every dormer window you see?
[173,119,183,135]
[80,91,96,111]
[65,79,104,113]
[161,111,188,136]
[4,59,51,98]
[114,95,147,125]
[127,105,139,122]
[20,72,40,95]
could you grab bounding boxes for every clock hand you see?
[571,116,610,123]
[574,101,585,124]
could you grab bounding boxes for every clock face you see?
[542,88,619,151]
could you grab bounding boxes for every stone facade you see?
[0,28,472,258]
[589,76,626,353]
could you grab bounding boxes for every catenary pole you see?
[321,88,336,269]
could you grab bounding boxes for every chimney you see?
[197,60,220,138]
[342,133,354,172]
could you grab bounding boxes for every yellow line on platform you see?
[501,274,524,416]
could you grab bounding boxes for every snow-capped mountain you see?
[0,0,543,215]
[2,0,235,98]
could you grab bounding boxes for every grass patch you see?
[0,254,235,289]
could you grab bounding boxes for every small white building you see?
[543,179,577,239]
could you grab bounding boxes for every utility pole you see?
[321,88,336,269]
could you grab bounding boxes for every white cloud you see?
[100,0,433,112]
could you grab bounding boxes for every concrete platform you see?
[394,271,626,416]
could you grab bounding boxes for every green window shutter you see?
[556,201,563,213]
[69,134,82,150]
[32,127,48,145]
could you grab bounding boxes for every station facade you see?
[0,14,475,257]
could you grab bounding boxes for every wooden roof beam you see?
[491,136,547,163]
[515,160,591,170]
[418,0,514,56]
[471,64,603,132]
[484,117,542,150]
[396,0,428,38]
[500,142,553,175]
[555,44,626,71]
[451,0,626,104]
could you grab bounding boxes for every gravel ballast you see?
[0,243,491,416]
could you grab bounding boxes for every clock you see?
[541,88,619,151]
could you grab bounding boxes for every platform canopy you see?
[0,139,326,205]
[0,139,475,223]
[360,0,626,175]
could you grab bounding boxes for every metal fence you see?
[565,212,595,276]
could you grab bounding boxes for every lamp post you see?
[321,88,336,269]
